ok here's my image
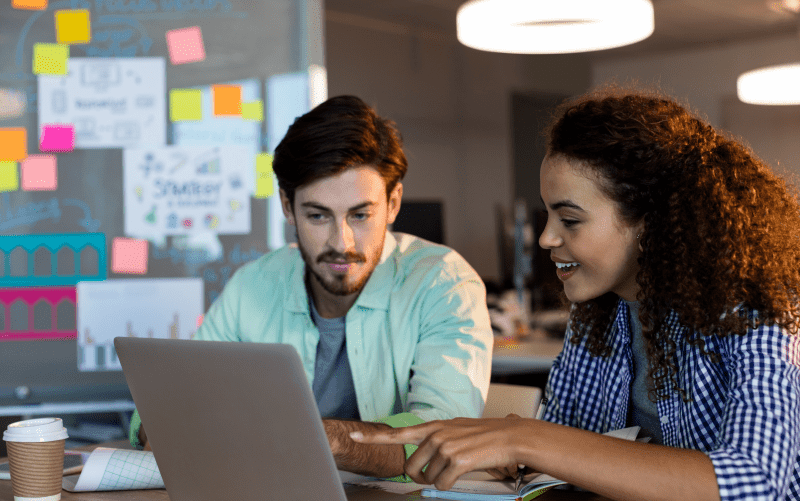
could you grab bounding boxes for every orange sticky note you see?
[0,128,27,161]
[166,26,206,65]
[33,43,69,75]
[170,89,202,121]
[12,0,48,10]
[112,237,149,274]
[212,85,241,116]
[0,161,19,192]
[241,101,264,121]
[21,154,57,191]
[254,152,274,198]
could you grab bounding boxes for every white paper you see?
[77,278,203,371]
[38,58,166,148]
[172,78,261,193]
[123,145,252,239]
[62,448,164,492]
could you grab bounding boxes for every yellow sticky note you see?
[33,43,69,75]
[0,161,19,192]
[255,152,274,198]
[241,101,264,122]
[55,9,91,44]
[170,89,202,121]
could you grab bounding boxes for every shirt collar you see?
[284,232,398,314]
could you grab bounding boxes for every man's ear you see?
[279,189,296,226]
[386,182,403,225]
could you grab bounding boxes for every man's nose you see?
[329,218,356,252]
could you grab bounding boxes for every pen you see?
[515,396,548,491]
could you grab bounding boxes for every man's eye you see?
[308,213,326,221]
[351,213,369,221]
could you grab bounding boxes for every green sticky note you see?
[241,100,264,122]
[0,161,19,192]
[33,43,69,75]
[170,89,202,122]
[254,152,274,198]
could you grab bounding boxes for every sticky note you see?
[21,154,58,191]
[241,101,264,122]
[112,237,149,274]
[0,162,19,192]
[254,152,274,198]
[0,89,26,120]
[12,0,47,10]
[55,9,91,44]
[212,85,241,116]
[166,26,206,65]
[33,43,69,75]
[0,128,27,161]
[169,89,202,121]
[40,124,75,152]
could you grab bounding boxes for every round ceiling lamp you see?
[456,0,655,54]
[737,63,800,105]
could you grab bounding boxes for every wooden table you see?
[1,441,610,501]
[492,337,565,375]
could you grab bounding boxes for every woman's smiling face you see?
[539,154,643,303]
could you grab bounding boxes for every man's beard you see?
[297,233,385,296]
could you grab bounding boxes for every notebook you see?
[114,337,411,501]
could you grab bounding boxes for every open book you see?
[419,426,645,501]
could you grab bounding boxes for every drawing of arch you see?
[56,247,75,276]
[33,299,52,331]
[56,299,76,331]
[33,247,52,276]
[79,246,99,275]
[9,300,28,331]
[9,247,27,277]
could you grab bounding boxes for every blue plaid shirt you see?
[542,300,800,501]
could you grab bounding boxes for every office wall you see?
[325,11,592,280]
[592,34,800,179]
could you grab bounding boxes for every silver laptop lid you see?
[115,337,348,501]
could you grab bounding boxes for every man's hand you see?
[322,419,406,478]
[350,417,530,491]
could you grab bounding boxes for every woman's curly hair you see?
[545,85,800,400]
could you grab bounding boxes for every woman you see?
[351,87,800,501]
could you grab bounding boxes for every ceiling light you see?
[737,63,800,105]
[456,0,655,54]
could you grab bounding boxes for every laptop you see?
[115,337,413,501]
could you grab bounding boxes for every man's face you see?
[281,166,402,297]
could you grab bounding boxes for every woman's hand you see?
[350,416,532,491]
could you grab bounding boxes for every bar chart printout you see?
[76,277,203,371]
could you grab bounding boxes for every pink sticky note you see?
[112,237,149,274]
[40,124,75,152]
[21,154,57,191]
[166,26,206,65]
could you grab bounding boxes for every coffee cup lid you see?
[3,418,69,443]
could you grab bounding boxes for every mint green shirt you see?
[195,231,493,422]
[130,232,493,464]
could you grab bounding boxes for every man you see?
[129,95,493,480]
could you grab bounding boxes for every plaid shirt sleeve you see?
[708,324,800,501]
[541,305,800,501]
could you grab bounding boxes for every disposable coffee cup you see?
[3,417,68,501]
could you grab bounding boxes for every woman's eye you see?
[561,219,579,228]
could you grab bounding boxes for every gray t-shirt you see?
[309,299,360,420]
[625,300,663,444]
